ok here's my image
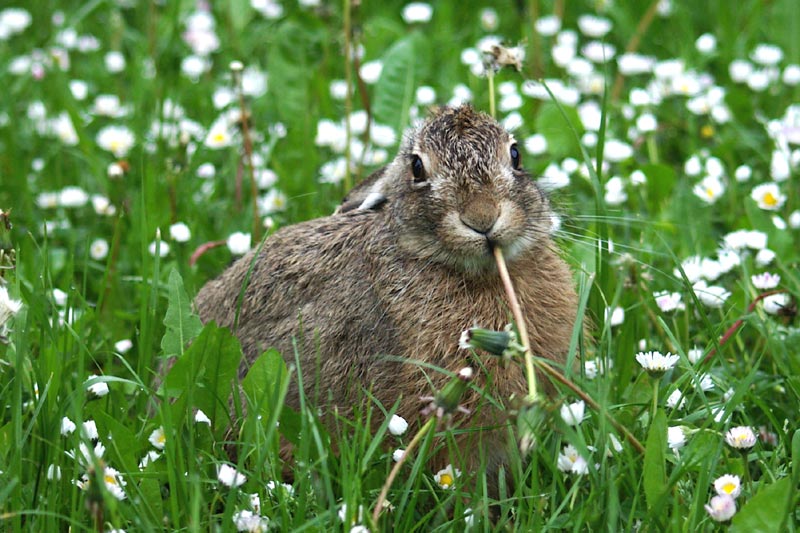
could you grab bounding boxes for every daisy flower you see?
[751,272,780,289]
[724,426,757,449]
[218,464,247,488]
[557,444,589,475]
[148,426,166,449]
[705,494,736,522]
[388,414,408,436]
[560,400,586,426]
[635,351,679,377]
[750,182,786,210]
[433,464,461,489]
[713,474,741,498]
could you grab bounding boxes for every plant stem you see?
[651,378,659,422]
[343,0,353,192]
[233,63,261,243]
[371,417,436,525]
[493,247,537,402]
[488,71,496,118]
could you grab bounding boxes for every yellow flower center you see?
[104,474,117,486]
[762,192,778,207]
[213,132,226,143]
[706,187,716,198]
[700,125,714,138]
[438,474,453,488]
[722,482,736,494]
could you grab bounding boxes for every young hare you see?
[195,105,578,486]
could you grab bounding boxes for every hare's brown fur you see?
[194,105,579,483]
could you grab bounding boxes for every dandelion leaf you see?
[730,477,793,532]
[160,269,202,359]
[373,32,427,133]
[241,348,288,429]
[535,102,582,160]
[163,323,242,435]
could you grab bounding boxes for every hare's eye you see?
[510,143,521,169]
[411,155,426,182]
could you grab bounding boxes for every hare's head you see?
[384,106,556,272]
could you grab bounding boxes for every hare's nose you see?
[460,200,500,234]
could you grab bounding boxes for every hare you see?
[195,105,579,488]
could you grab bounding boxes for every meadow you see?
[0,0,798,530]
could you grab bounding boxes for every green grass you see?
[1,0,799,530]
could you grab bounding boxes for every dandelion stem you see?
[534,358,646,454]
[493,246,537,402]
[371,417,436,525]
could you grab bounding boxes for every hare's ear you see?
[336,167,389,214]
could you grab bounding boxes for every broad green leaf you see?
[373,32,426,132]
[160,269,203,359]
[730,477,793,532]
[535,102,583,160]
[641,163,676,213]
[164,323,242,435]
[228,0,253,33]
[241,348,288,428]
[643,409,667,512]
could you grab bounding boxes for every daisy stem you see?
[493,246,537,403]
[651,378,659,421]
[371,416,437,525]
[646,134,659,164]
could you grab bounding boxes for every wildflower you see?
[713,474,741,499]
[392,449,405,462]
[350,526,370,533]
[232,510,270,532]
[582,41,616,63]
[58,186,89,208]
[61,416,77,436]
[401,2,432,24]
[388,414,408,436]
[751,272,780,289]
[604,176,628,205]
[705,494,737,522]
[722,229,767,250]
[577,14,612,38]
[81,420,99,440]
[135,449,160,469]
[687,348,704,364]
[148,240,170,258]
[415,85,436,105]
[583,357,612,379]
[167,222,191,243]
[606,306,625,326]
[692,281,731,308]
[693,373,714,391]
[654,291,683,313]
[534,15,561,36]
[0,285,22,326]
[421,367,473,418]
[433,464,461,489]
[96,125,135,157]
[734,165,752,182]
[667,426,687,451]
[560,400,586,426]
[524,133,547,155]
[227,232,252,255]
[217,464,247,488]
[89,238,109,261]
[359,60,383,84]
[265,480,294,497]
[666,389,685,409]
[195,409,211,425]
[724,426,757,449]
[85,375,109,397]
[148,426,166,449]
[257,189,287,215]
[557,444,589,474]
[204,119,234,148]
[770,150,791,181]
[750,182,786,210]
[47,464,61,480]
[783,64,800,85]
[695,33,717,54]
[114,339,133,354]
[636,351,679,377]
[755,248,775,266]
[78,465,127,500]
[693,174,725,204]
[751,43,783,66]
[603,139,633,162]
[763,293,790,315]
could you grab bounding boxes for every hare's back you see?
[194,210,391,363]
